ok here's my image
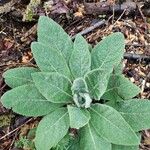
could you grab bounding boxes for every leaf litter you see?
[0,0,149,149]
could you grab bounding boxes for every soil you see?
[0,0,150,149]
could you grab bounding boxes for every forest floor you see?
[0,0,150,150]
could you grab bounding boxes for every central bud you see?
[71,78,92,108]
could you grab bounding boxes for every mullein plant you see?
[1,16,150,150]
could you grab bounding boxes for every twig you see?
[137,3,147,23]
[0,0,18,14]
[72,19,106,39]
[84,1,137,15]
[0,118,32,141]
[124,53,150,62]
[71,21,149,63]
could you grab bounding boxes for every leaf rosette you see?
[1,16,149,150]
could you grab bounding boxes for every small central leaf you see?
[71,78,92,108]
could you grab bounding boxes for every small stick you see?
[0,118,32,141]
[72,19,106,39]
[124,53,150,62]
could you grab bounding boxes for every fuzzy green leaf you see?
[71,78,88,94]
[112,144,139,150]
[85,69,109,100]
[79,123,111,150]
[89,104,139,145]
[112,133,141,150]
[115,99,150,132]
[31,42,71,79]
[1,84,62,116]
[35,108,69,150]
[37,16,73,63]
[67,105,90,129]
[69,34,91,78]
[71,78,92,108]
[32,72,72,103]
[91,32,125,71]
[113,62,123,75]
[102,75,140,102]
[3,67,38,88]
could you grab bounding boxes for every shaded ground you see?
[0,0,150,149]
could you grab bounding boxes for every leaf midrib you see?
[87,124,97,150]
[90,107,134,137]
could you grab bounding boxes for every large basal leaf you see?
[67,105,90,129]
[37,16,73,63]
[112,144,139,150]
[67,137,80,150]
[85,69,109,100]
[1,84,62,116]
[35,108,69,150]
[115,99,150,132]
[32,72,72,103]
[3,67,38,88]
[89,104,139,145]
[69,34,91,78]
[102,74,140,102]
[113,62,123,75]
[91,32,125,71]
[112,133,141,150]
[31,42,71,79]
[79,123,111,150]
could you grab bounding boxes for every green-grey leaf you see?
[112,133,141,150]
[71,78,88,94]
[89,104,139,145]
[1,84,62,116]
[113,62,123,75]
[79,123,111,150]
[31,42,71,79]
[85,69,109,100]
[67,105,90,129]
[69,34,91,78]
[32,72,72,103]
[35,108,69,150]
[71,78,92,108]
[102,75,140,102]
[91,32,125,71]
[112,144,139,150]
[3,67,38,88]
[37,16,73,62]
[115,99,150,132]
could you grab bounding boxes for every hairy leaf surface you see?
[115,99,150,131]
[1,84,62,116]
[37,16,73,62]
[69,34,91,78]
[3,67,38,88]
[91,32,125,71]
[71,78,92,108]
[89,104,139,145]
[112,144,139,150]
[35,108,69,150]
[67,105,90,129]
[31,42,71,79]
[71,78,88,94]
[85,69,109,100]
[32,72,72,103]
[102,75,140,102]
[80,123,111,150]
